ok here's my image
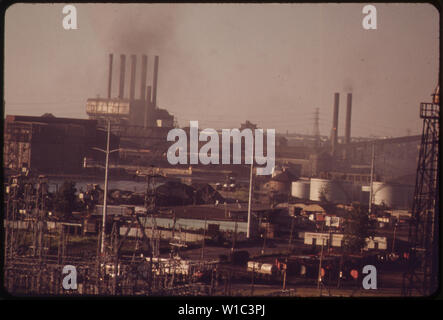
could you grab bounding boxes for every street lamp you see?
[92,120,120,256]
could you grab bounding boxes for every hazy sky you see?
[4,3,439,138]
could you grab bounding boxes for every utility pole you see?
[368,142,375,214]
[317,238,325,291]
[101,120,111,256]
[261,223,267,255]
[247,148,254,239]
[231,216,238,255]
[283,216,295,290]
[392,222,398,253]
[250,263,255,296]
[92,120,119,256]
[201,216,207,260]
[313,108,320,147]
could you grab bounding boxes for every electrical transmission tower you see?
[313,108,321,147]
[145,166,161,258]
[403,86,439,296]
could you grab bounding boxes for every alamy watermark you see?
[166,121,275,176]
[62,265,77,290]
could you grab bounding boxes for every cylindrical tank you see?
[260,263,277,275]
[372,182,414,209]
[291,180,310,199]
[372,182,395,208]
[310,178,354,204]
[247,261,262,272]
[310,178,330,202]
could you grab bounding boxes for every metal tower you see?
[403,86,439,296]
[313,108,321,147]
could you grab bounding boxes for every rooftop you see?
[158,203,282,221]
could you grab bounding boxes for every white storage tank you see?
[310,178,331,202]
[260,263,277,275]
[291,180,310,199]
[372,182,414,209]
[310,178,354,204]
[372,182,394,207]
[247,261,262,272]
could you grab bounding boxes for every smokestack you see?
[140,55,148,100]
[330,92,340,154]
[144,86,152,128]
[129,55,137,100]
[345,93,352,144]
[107,54,113,99]
[118,54,126,99]
[152,56,159,107]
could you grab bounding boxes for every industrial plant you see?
[3,44,439,297]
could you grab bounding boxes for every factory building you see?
[263,170,297,194]
[278,91,419,211]
[303,232,387,251]
[86,54,175,154]
[3,114,119,174]
[89,203,286,241]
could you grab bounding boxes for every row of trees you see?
[342,204,374,253]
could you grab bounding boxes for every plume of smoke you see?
[88,4,180,54]
[83,4,183,101]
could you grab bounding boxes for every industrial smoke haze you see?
[88,4,179,53]
[4,3,439,137]
[85,4,181,102]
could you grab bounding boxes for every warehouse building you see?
[3,114,119,174]
[303,232,387,251]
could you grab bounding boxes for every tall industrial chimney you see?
[330,92,340,154]
[144,86,152,128]
[107,54,113,99]
[118,54,126,99]
[129,55,137,100]
[140,55,148,101]
[345,93,352,144]
[152,56,159,107]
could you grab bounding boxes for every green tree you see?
[54,181,78,219]
[342,204,374,253]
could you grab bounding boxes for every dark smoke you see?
[85,4,182,100]
[89,4,180,54]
